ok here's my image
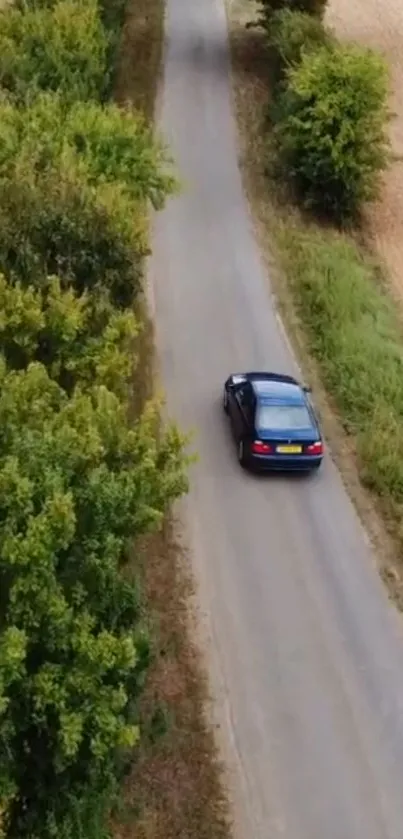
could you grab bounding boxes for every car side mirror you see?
[303,384,312,394]
[230,374,247,390]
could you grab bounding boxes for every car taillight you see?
[251,440,273,454]
[306,441,323,455]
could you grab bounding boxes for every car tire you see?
[238,439,247,468]
[223,388,229,414]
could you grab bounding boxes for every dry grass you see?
[225,0,403,605]
[115,522,230,839]
[114,0,164,119]
[112,1,232,837]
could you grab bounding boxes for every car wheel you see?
[238,439,247,468]
[223,388,229,414]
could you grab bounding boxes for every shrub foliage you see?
[0,0,109,103]
[0,0,188,833]
[0,273,140,395]
[0,93,175,207]
[0,160,148,306]
[266,9,334,85]
[0,94,176,307]
[257,0,328,25]
[273,43,391,218]
[0,361,187,839]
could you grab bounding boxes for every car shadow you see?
[249,468,316,483]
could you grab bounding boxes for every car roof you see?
[249,374,305,404]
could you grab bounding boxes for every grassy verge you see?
[113,2,231,837]
[226,0,403,603]
[114,0,164,118]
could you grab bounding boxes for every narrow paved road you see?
[150,0,403,836]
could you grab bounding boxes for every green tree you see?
[0,273,140,396]
[0,361,188,838]
[0,93,176,208]
[14,0,127,86]
[0,0,109,103]
[273,43,391,218]
[0,93,176,307]
[0,157,148,307]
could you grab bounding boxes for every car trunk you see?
[256,427,319,454]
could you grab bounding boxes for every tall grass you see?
[279,226,403,507]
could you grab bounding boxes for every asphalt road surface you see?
[150,0,403,836]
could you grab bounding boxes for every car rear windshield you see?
[257,403,312,431]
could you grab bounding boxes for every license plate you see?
[276,445,302,454]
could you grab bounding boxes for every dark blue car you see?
[223,371,324,472]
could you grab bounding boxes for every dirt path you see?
[326,0,403,298]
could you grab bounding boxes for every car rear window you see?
[257,403,312,430]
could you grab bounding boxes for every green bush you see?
[15,0,125,32]
[273,43,391,219]
[0,361,188,839]
[0,273,140,396]
[0,0,109,103]
[257,0,328,26]
[0,93,175,208]
[0,159,148,307]
[267,9,334,85]
[13,0,126,90]
[278,227,403,501]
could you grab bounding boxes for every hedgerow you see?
[0,360,188,839]
[0,0,189,834]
